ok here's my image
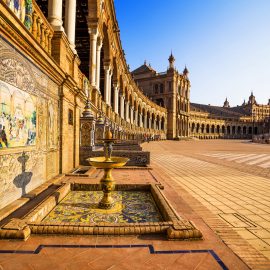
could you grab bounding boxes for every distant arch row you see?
[189,122,258,139]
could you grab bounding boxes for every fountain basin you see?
[6,183,203,240]
[88,157,129,168]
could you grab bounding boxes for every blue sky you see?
[114,0,270,107]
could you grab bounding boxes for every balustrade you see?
[32,1,54,54]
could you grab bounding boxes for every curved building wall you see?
[0,0,167,209]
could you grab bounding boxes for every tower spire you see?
[168,51,175,69]
[183,65,189,76]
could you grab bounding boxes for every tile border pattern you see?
[0,244,228,270]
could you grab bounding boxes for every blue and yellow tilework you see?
[43,191,163,224]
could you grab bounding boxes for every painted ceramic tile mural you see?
[0,81,36,148]
[3,0,33,30]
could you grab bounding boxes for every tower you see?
[183,65,189,77]
[248,91,256,105]
[223,97,230,108]
[168,52,175,69]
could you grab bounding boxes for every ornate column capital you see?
[88,28,99,39]
[103,61,112,71]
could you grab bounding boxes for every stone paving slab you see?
[143,140,270,269]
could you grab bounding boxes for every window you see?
[160,83,164,93]
[154,84,159,94]
[68,109,73,125]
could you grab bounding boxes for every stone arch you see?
[102,23,111,61]
[112,57,119,83]
[222,125,225,133]
[237,126,241,135]
[119,74,124,95]
[151,112,155,129]
[191,122,195,133]
[201,124,205,133]
[161,116,165,130]
[196,123,200,133]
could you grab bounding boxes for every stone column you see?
[108,70,112,106]
[120,94,125,119]
[125,102,130,121]
[130,106,134,124]
[135,110,138,126]
[48,0,64,31]
[144,114,147,128]
[88,28,98,86]
[113,84,119,114]
[148,117,152,129]
[159,120,161,130]
[95,38,102,91]
[104,64,111,105]
[139,113,143,127]
[64,0,76,52]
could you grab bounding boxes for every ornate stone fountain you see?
[87,129,129,209]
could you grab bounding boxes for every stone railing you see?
[1,0,53,54]
[31,1,54,54]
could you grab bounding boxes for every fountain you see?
[87,129,129,209]
[0,129,202,241]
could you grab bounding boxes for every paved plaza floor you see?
[144,139,270,269]
[0,140,269,269]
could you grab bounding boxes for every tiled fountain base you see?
[0,183,202,241]
[44,191,163,224]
